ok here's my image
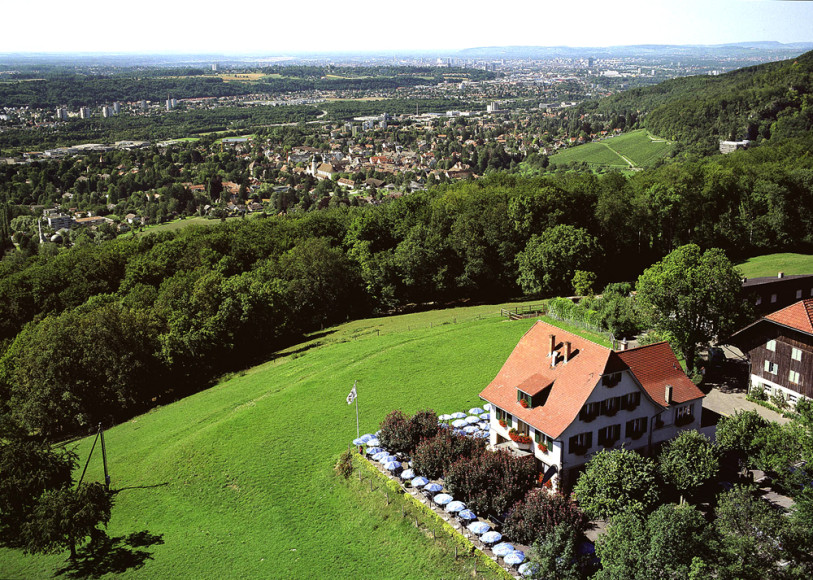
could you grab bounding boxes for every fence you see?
[499,303,547,320]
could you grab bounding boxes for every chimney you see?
[665,384,673,404]
[778,272,785,279]
[548,334,556,357]
[564,341,572,363]
[742,277,747,284]
[551,350,558,368]
[620,338,628,351]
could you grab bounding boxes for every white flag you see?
[346,385,357,405]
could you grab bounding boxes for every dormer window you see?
[517,390,532,408]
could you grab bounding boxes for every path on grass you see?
[599,141,636,169]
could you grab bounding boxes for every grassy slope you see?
[737,253,813,278]
[1,302,577,579]
[549,130,674,169]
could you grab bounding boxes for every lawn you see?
[549,130,674,170]
[736,253,813,278]
[1,302,598,578]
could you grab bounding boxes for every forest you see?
[1,129,812,440]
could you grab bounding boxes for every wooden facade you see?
[741,274,813,318]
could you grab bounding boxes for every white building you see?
[479,321,706,491]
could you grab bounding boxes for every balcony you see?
[675,414,694,427]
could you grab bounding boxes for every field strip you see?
[600,142,634,168]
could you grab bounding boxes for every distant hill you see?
[457,43,813,60]
[579,50,813,153]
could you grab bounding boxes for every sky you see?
[3,0,812,54]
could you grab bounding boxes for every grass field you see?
[548,130,675,170]
[736,253,813,278]
[0,302,600,579]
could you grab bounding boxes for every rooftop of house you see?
[765,298,813,335]
[741,273,813,287]
[479,321,703,439]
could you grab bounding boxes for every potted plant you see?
[499,419,507,428]
[509,429,532,449]
[519,399,529,409]
[537,443,548,453]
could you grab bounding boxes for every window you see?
[534,430,553,449]
[756,296,762,306]
[515,420,529,436]
[602,373,621,388]
[790,370,801,384]
[764,360,778,375]
[626,417,646,439]
[601,397,620,416]
[771,294,777,303]
[797,289,803,299]
[623,392,641,410]
[675,404,694,426]
[598,424,620,446]
[579,402,599,422]
[517,390,532,408]
[792,348,802,362]
[496,407,512,427]
[569,432,592,454]
[767,340,776,352]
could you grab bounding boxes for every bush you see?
[445,448,538,518]
[335,449,354,479]
[504,489,588,545]
[411,432,485,480]
[377,409,440,455]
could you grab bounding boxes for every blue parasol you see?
[445,500,466,514]
[492,542,515,557]
[504,551,526,566]
[480,531,502,545]
[433,493,453,506]
[366,447,384,456]
[423,482,443,493]
[518,562,540,577]
[467,521,491,535]
[400,469,415,480]
[384,460,401,471]
[411,476,429,487]
[457,509,477,521]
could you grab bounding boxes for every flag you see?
[346,384,357,405]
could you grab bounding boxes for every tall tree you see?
[658,429,719,503]
[636,244,744,372]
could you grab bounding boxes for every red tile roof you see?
[479,321,619,439]
[765,299,813,335]
[617,342,704,407]
[480,321,704,439]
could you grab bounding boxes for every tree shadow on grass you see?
[54,530,164,579]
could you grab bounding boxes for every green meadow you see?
[0,302,576,579]
[736,253,813,279]
[549,130,675,170]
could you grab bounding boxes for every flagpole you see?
[354,380,359,439]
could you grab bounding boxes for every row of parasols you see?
[438,405,491,439]
[351,406,539,576]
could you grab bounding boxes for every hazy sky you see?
[3,0,812,54]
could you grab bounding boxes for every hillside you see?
[580,50,813,153]
[0,303,562,578]
[548,130,675,171]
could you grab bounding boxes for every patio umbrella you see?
[423,482,443,494]
[465,415,480,424]
[372,451,390,461]
[468,407,485,415]
[384,460,402,471]
[480,531,502,545]
[452,419,467,428]
[518,562,540,578]
[457,509,477,521]
[433,493,453,506]
[504,551,526,566]
[453,428,465,436]
[492,542,515,557]
[475,431,489,439]
[450,412,467,419]
[438,414,452,421]
[463,425,478,434]
[380,455,398,464]
[366,438,380,447]
[479,412,490,420]
[467,521,491,535]
[411,476,429,487]
[400,469,415,480]
[478,422,489,430]
[483,403,492,411]
[352,437,367,446]
[366,447,383,456]
[445,500,466,514]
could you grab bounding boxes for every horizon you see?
[3,0,812,55]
